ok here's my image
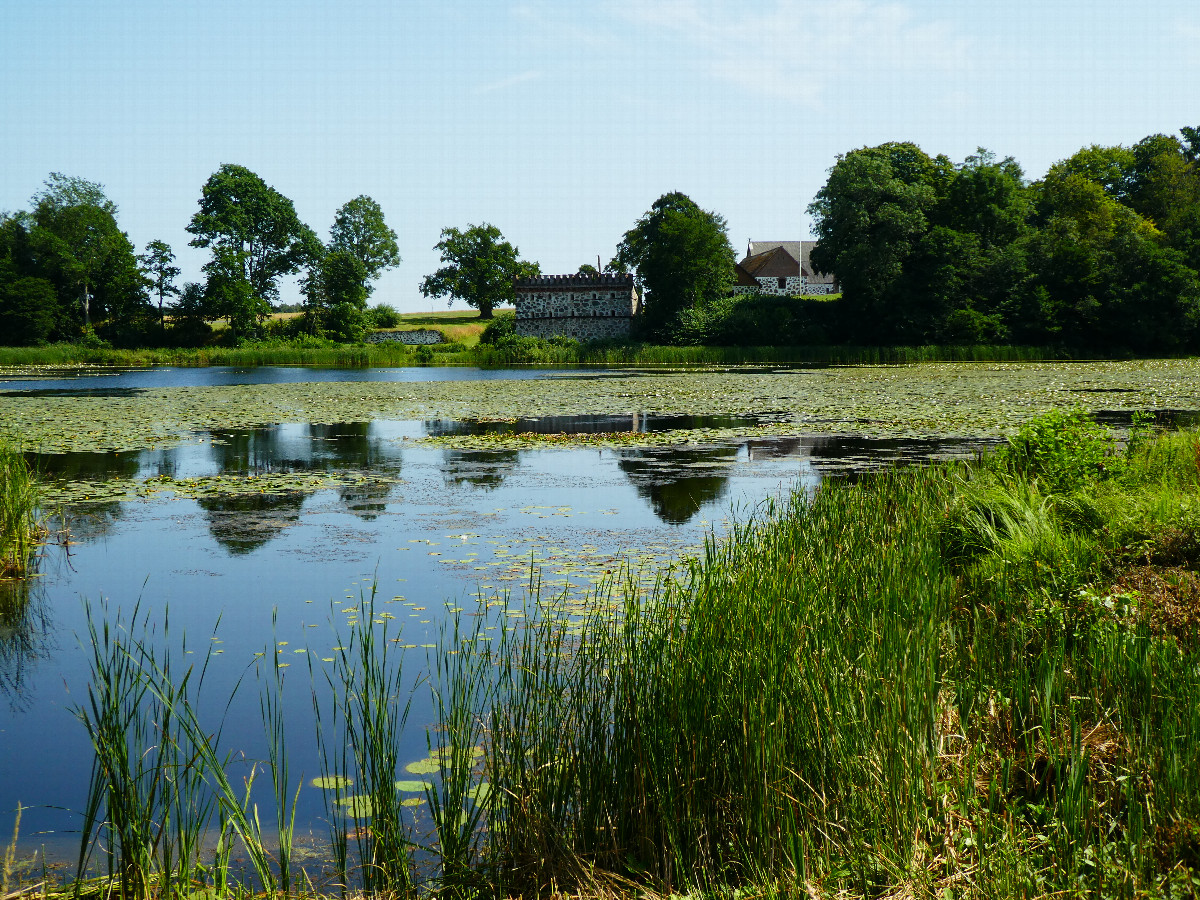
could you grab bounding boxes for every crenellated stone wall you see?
[513,273,639,341]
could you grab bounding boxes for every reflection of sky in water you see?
[3,414,1001,863]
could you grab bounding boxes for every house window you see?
[777,277,787,290]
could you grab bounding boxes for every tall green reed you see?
[75,602,223,899]
[448,425,1200,896]
[75,601,304,899]
[0,441,41,579]
[259,614,301,895]
[313,589,415,896]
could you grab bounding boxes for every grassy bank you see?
[0,442,40,578]
[441,413,1200,897]
[472,340,1069,367]
[23,414,1200,898]
[0,339,1077,370]
[0,341,473,369]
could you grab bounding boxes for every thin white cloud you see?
[605,0,973,106]
[477,70,543,94]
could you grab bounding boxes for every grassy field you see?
[382,308,499,347]
[23,412,1200,899]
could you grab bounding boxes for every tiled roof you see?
[733,262,759,287]
[744,240,836,284]
[738,245,799,277]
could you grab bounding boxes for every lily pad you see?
[311,775,353,790]
[404,757,441,775]
[335,795,374,818]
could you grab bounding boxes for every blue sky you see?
[3,0,1198,312]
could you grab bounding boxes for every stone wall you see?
[732,277,838,297]
[365,328,446,345]
[513,273,638,341]
[802,282,837,295]
[517,316,634,341]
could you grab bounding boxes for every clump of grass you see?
[0,442,41,578]
[74,602,304,900]
[438,416,1200,897]
[312,589,415,895]
[74,602,224,899]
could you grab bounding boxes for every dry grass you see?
[1110,565,1200,648]
[386,308,508,347]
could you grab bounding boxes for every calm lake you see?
[0,361,1191,868]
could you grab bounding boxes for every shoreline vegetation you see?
[0,441,41,579]
[0,337,1135,371]
[7,411,1200,898]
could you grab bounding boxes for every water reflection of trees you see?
[307,422,396,473]
[616,445,737,525]
[442,450,520,491]
[197,491,307,555]
[65,501,127,542]
[338,478,393,519]
[28,448,141,483]
[0,573,55,712]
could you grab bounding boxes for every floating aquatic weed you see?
[8,361,1200,455]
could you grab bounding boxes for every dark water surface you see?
[0,367,1005,866]
[0,365,586,394]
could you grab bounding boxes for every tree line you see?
[806,128,1200,350]
[5,127,1200,352]
[607,126,1200,352]
[0,165,406,346]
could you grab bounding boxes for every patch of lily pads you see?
[38,471,401,506]
[5,360,1200,457]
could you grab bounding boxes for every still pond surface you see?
[0,364,1095,864]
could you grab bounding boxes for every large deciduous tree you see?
[808,143,944,327]
[419,224,538,319]
[138,239,180,336]
[31,174,137,329]
[299,196,401,341]
[328,196,401,291]
[187,164,317,316]
[611,192,735,338]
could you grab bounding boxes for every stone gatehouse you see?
[513,273,640,341]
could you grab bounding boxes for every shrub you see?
[478,313,516,345]
[368,303,401,329]
[1003,408,1119,492]
[324,302,368,343]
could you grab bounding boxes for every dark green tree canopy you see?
[329,196,401,286]
[419,224,539,319]
[611,191,735,336]
[808,143,942,315]
[187,164,317,304]
[29,173,142,330]
[139,239,180,333]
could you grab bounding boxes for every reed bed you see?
[447,419,1200,897]
[0,442,41,579]
[0,342,468,369]
[44,415,1200,899]
[2,341,1073,371]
